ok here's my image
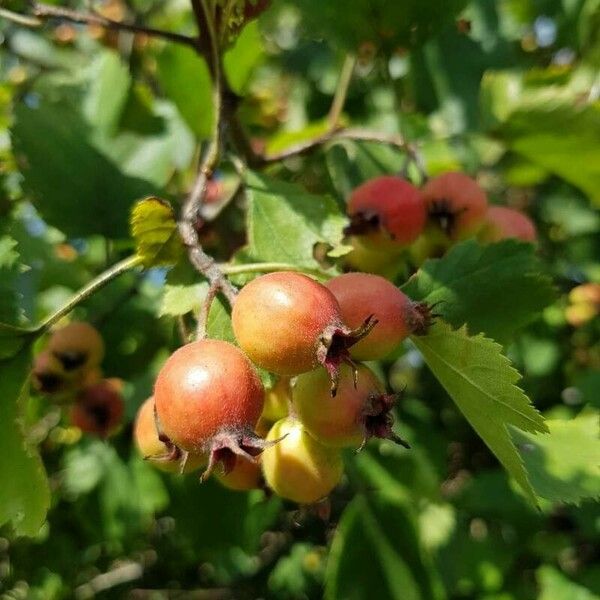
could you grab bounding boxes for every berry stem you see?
[37,255,143,335]
[218,262,331,280]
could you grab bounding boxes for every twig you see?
[218,262,331,280]
[75,561,143,599]
[25,2,199,48]
[177,315,191,344]
[178,0,237,310]
[196,282,219,339]
[327,54,356,129]
[0,7,42,27]
[260,127,426,177]
[37,255,143,334]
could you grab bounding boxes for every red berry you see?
[48,321,105,372]
[293,364,409,449]
[134,397,205,474]
[70,379,124,438]
[232,272,375,392]
[261,417,343,504]
[32,351,69,396]
[421,172,488,239]
[326,273,431,360]
[154,339,267,480]
[346,176,426,249]
[480,206,536,243]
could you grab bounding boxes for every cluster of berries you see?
[344,171,537,274]
[134,271,431,504]
[32,322,124,438]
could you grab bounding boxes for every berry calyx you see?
[154,339,269,480]
[326,272,432,360]
[133,397,205,474]
[261,417,343,504]
[70,379,124,438]
[421,172,488,239]
[232,272,376,393]
[32,351,69,395]
[293,364,409,449]
[48,321,105,372]
[479,206,537,243]
[345,176,426,249]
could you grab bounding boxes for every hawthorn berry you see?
[134,397,205,474]
[421,172,488,239]
[262,376,291,423]
[215,419,270,491]
[344,235,405,279]
[232,272,375,392]
[345,176,426,249]
[70,379,124,438]
[293,363,409,449]
[32,350,101,399]
[326,273,431,360]
[565,283,600,327]
[215,454,263,491]
[48,321,105,372]
[154,339,268,480]
[479,206,537,243]
[261,417,343,504]
[32,351,70,396]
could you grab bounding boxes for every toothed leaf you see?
[402,240,555,343]
[244,171,346,270]
[511,411,600,505]
[411,320,547,504]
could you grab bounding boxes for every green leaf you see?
[156,45,213,139]
[0,348,50,536]
[411,321,547,504]
[130,197,183,268]
[402,240,555,343]
[326,489,444,600]
[325,141,408,201]
[537,566,600,600]
[224,20,264,94]
[511,411,600,504]
[0,236,21,325]
[244,171,346,269]
[159,262,235,343]
[12,100,153,239]
[290,0,467,51]
[481,67,600,204]
[83,50,131,134]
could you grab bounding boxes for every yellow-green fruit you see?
[262,377,291,422]
[261,417,343,504]
[344,236,404,279]
[215,455,262,491]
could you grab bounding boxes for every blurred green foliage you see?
[0,0,599,598]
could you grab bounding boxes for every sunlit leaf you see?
[0,349,50,536]
[411,321,547,504]
[512,411,600,505]
[403,240,555,343]
[130,197,183,268]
